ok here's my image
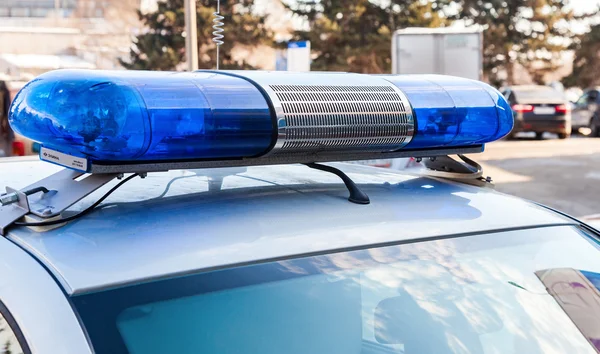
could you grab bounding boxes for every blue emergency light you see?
[8,70,512,173]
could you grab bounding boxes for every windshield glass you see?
[72,226,600,354]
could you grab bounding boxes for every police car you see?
[1,70,600,354]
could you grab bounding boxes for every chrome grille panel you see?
[269,84,414,154]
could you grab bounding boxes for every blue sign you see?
[288,41,308,49]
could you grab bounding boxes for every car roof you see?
[506,85,566,103]
[2,158,574,295]
[508,85,553,91]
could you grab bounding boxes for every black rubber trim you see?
[75,222,575,295]
[533,202,600,241]
[199,70,280,157]
[0,300,32,354]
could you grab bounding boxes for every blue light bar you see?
[9,70,513,172]
[380,75,513,149]
[9,70,274,161]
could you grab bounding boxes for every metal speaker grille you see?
[269,84,413,153]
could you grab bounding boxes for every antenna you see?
[212,0,224,70]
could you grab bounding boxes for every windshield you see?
[72,226,600,354]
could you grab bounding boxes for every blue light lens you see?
[9,70,274,161]
[11,70,512,169]
[381,75,513,149]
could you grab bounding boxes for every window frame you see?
[0,300,32,354]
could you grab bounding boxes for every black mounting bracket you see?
[304,163,370,205]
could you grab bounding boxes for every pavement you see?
[479,135,600,218]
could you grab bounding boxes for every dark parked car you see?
[502,85,571,139]
[572,88,600,137]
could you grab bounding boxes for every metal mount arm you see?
[1,169,120,235]
[421,155,493,187]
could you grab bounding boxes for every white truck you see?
[355,27,483,170]
[391,27,484,80]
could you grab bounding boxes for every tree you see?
[452,0,581,86]
[563,24,600,88]
[284,0,452,73]
[121,0,273,70]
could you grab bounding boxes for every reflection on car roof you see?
[2,158,574,295]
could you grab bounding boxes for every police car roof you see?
[3,157,574,295]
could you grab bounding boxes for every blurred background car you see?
[572,88,600,137]
[0,79,13,157]
[565,87,584,103]
[502,85,571,140]
[0,79,37,157]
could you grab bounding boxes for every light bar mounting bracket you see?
[0,170,119,235]
[88,145,483,174]
[1,145,485,235]
[422,154,493,187]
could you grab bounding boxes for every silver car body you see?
[0,157,583,352]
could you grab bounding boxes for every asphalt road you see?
[479,135,600,218]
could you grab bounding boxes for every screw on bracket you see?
[0,193,19,206]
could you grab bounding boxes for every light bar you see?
[381,75,513,149]
[9,70,513,172]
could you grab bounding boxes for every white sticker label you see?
[40,147,88,172]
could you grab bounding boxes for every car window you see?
[507,91,515,103]
[576,93,590,106]
[500,89,515,103]
[0,305,26,354]
[73,225,600,354]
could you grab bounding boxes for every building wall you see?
[0,0,108,19]
[0,0,291,73]
[0,0,140,72]
[0,27,85,55]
